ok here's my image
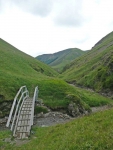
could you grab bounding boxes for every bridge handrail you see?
[6,86,29,129]
[11,91,29,131]
[31,86,39,125]
[13,96,28,136]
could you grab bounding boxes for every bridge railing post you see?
[31,86,39,126]
[6,86,29,130]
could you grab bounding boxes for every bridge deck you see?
[15,98,33,139]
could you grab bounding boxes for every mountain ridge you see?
[36,48,86,72]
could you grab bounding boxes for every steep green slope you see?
[0,38,58,101]
[0,38,58,77]
[61,31,113,94]
[1,108,113,149]
[36,48,86,72]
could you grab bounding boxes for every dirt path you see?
[34,105,113,127]
[69,83,113,98]
[0,105,112,130]
[91,105,112,113]
[34,111,72,127]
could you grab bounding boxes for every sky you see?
[0,0,113,57]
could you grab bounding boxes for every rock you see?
[34,111,72,127]
[63,114,71,119]
[4,138,11,143]
[0,118,7,124]
[41,125,48,127]
[36,112,44,118]
[68,102,85,117]
[66,94,86,117]
[0,101,12,118]
[53,113,56,117]
[59,114,64,118]
[84,111,89,115]
[5,116,8,120]
[36,99,43,106]
[44,112,51,117]
[47,109,51,112]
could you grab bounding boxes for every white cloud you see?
[52,0,85,27]
[0,0,53,17]
[0,0,113,56]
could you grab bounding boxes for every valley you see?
[0,31,113,149]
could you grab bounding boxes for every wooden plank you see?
[18,120,21,126]
[19,126,24,132]
[14,97,33,139]
[21,133,25,139]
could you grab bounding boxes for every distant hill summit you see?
[36,48,86,72]
[62,31,113,94]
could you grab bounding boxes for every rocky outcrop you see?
[0,101,12,118]
[66,94,91,117]
[68,102,85,117]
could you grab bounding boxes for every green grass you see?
[0,39,91,117]
[0,38,112,118]
[34,106,48,114]
[37,79,112,110]
[61,32,113,92]
[74,86,112,107]
[1,37,113,149]
[0,38,58,101]
[1,108,113,149]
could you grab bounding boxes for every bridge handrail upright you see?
[6,86,29,128]
[31,86,39,125]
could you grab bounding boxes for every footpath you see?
[0,105,112,129]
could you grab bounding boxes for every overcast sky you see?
[0,0,113,57]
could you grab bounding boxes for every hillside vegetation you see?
[1,33,113,149]
[36,48,86,72]
[61,31,113,94]
[1,108,113,149]
[0,38,58,101]
[0,38,111,118]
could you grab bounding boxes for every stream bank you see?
[1,105,112,130]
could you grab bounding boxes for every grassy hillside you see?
[36,48,86,72]
[0,39,89,117]
[61,31,113,94]
[1,108,113,149]
[0,38,59,101]
[0,38,111,118]
[37,80,112,110]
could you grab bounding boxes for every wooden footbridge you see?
[6,86,38,139]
